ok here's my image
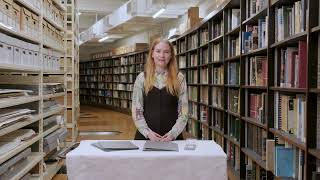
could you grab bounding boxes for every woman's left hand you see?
[161,133,175,142]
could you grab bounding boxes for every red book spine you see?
[298,41,307,88]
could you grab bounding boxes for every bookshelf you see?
[173,0,315,179]
[78,0,320,179]
[80,50,148,114]
[64,0,80,144]
[0,0,78,179]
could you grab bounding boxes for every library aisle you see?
[76,105,136,140]
[2,0,320,179]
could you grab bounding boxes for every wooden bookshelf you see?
[78,0,320,178]
[80,50,148,114]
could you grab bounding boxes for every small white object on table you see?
[66,140,227,180]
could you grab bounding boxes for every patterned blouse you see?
[131,71,188,139]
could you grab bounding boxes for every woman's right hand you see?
[147,131,162,141]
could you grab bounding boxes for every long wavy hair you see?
[144,39,180,96]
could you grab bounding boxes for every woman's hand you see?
[147,131,162,141]
[161,133,175,142]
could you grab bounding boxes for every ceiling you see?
[79,0,129,33]
[78,0,204,45]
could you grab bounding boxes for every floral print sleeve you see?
[131,72,151,138]
[131,71,188,139]
[168,72,188,139]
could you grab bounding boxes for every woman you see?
[132,39,188,142]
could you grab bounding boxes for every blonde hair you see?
[144,39,180,96]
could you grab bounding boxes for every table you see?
[66,140,227,180]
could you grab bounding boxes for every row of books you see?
[228,36,240,58]
[200,28,209,45]
[278,41,307,88]
[275,93,306,143]
[212,87,223,108]
[212,110,224,130]
[187,70,198,84]
[245,123,267,160]
[275,1,306,42]
[212,19,223,39]
[245,0,268,19]
[228,116,240,142]
[188,87,197,102]
[178,56,186,68]
[97,83,113,90]
[228,9,240,31]
[246,158,267,180]
[273,141,305,179]
[200,48,209,65]
[113,91,132,100]
[242,19,268,54]
[200,68,209,84]
[188,102,197,119]
[227,141,240,173]
[80,75,112,82]
[228,62,240,85]
[200,86,209,104]
[188,33,198,50]
[248,56,268,86]
[213,66,224,85]
[120,56,136,65]
[79,68,113,75]
[213,43,223,62]
[113,75,134,83]
[249,93,267,124]
[228,89,240,114]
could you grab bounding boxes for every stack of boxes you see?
[0,32,40,67]
[43,48,63,71]
[0,0,40,39]
[112,43,149,55]
[43,0,64,28]
[43,21,64,51]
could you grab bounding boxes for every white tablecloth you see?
[66,140,227,180]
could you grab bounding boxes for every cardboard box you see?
[31,13,39,37]
[3,0,13,27]
[20,48,27,66]
[186,7,200,30]
[21,8,31,35]
[4,43,13,64]
[0,42,4,63]
[33,50,39,67]
[12,2,20,32]
[13,46,21,65]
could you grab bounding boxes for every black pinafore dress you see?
[134,85,183,140]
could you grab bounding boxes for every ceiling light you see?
[153,8,166,18]
[98,36,110,42]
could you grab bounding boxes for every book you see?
[91,141,139,152]
[143,141,179,152]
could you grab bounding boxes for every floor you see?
[52,105,136,180]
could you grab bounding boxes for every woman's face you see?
[152,42,172,70]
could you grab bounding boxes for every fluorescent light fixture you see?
[153,8,166,18]
[99,36,110,42]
